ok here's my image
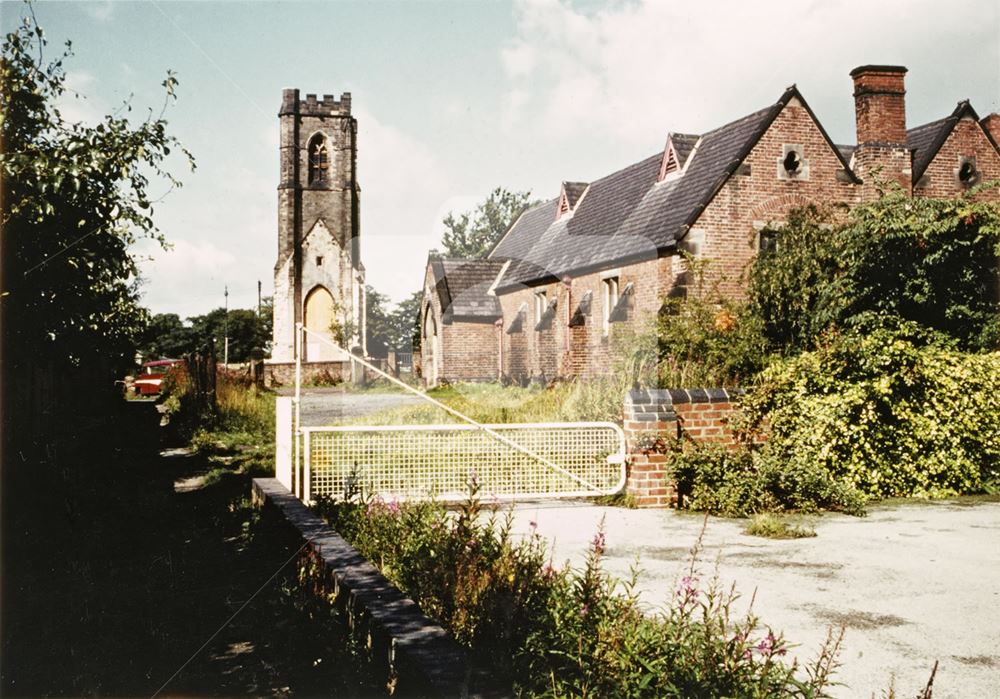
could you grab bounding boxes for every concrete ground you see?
[508,498,1000,699]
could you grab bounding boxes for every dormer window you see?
[658,133,697,182]
[308,135,329,184]
[557,181,589,220]
[663,148,678,176]
[658,138,682,182]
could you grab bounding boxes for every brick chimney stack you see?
[851,65,912,198]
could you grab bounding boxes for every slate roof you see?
[427,257,505,321]
[490,86,856,291]
[837,144,857,165]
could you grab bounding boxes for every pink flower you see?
[676,575,699,608]
[591,531,606,555]
[755,631,785,657]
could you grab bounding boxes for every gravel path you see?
[508,498,1000,699]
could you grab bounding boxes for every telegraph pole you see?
[257,280,262,318]
[223,285,229,367]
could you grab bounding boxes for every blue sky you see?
[5,0,998,317]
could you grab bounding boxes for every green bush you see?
[742,321,1000,499]
[748,205,843,352]
[750,193,1000,352]
[669,441,866,517]
[828,190,1000,351]
[658,254,773,387]
[317,488,841,697]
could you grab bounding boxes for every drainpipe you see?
[495,318,504,381]
[562,278,573,377]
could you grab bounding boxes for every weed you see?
[315,491,841,697]
[744,513,817,539]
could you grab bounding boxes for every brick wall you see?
[497,256,676,381]
[420,262,500,385]
[914,116,1000,201]
[622,388,745,508]
[697,97,860,299]
[439,320,498,382]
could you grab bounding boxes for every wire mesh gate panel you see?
[301,422,625,503]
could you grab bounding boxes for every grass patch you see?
[593,490,639,508]
[744,513,817,539]
[344,379,628,427]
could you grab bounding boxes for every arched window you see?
[308,135,329,184]
[423,305,437,339]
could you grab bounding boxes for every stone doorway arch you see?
[304,285,338,361]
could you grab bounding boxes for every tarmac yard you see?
[510,498,1000,699]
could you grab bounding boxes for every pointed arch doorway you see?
[303,285,340,361]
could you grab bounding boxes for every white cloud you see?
[86,1,115,23]
[354,105,455,302]
[137,237,238,317]
[501,0,999,147]
[55,70,107,125]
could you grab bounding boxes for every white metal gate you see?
[301,422,625,503]
[277,324,626,503]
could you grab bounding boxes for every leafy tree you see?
[749,192,1000,352]
[186,307,269,364]
[1,10,194,369]
[439,187,536,258]
[1,9,193,455]
[389,290,423,352]
[137,313,194,359]
[366,287,423,357]
[365,285,393,358]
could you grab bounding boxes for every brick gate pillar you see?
[623,389,678,508]
[622,388,747,507]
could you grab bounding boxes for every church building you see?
[271,90,366,363]
[421,65,1000,386]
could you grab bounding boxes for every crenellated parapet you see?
[279,88,352,117]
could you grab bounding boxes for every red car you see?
[133,359,184,396]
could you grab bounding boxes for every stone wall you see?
[622,388,746,508]
[264,360,349,388]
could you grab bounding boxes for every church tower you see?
[272,89,365,362]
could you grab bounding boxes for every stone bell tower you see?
[272,89,365,362]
